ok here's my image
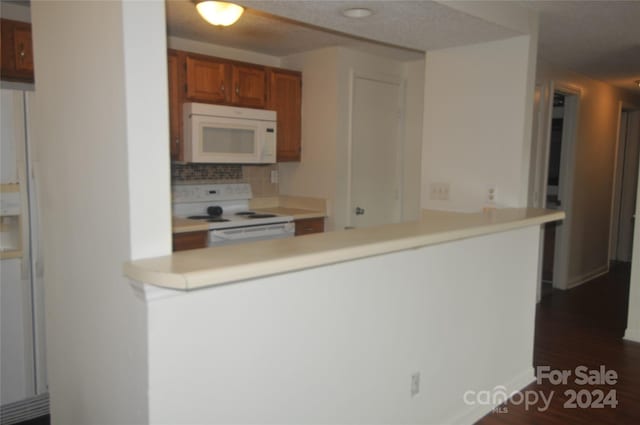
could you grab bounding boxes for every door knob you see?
[355,207,365,215]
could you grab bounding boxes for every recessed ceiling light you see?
[342,8,374,18]
[635,79,640,88]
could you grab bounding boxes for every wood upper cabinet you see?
[184,54,267,109]
[167,51,182,161]
[268,69,302,162]
[170,50,302,162]
[1,19,35,83]
[185,54,230,104]
[231,65,266,108]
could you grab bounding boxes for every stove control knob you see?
[207,206,223,216]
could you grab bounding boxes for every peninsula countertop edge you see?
[124,208,565,291]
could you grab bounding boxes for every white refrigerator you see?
[0,88,49,424]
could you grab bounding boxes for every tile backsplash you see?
[171,163,278,197]
[172,163,242,181]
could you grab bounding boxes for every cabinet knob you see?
[235,84,240,95]
[220,82,225,92]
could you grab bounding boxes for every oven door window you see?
[202,127,255,154]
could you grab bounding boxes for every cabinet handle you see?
[220,82,225,92]
[19,44,25,62]
[235,84,240,96]
[175,138,179,146]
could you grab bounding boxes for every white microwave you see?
[183,103,277,164]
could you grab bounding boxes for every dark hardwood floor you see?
[477,262,640,425]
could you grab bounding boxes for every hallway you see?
[478,262,640,424]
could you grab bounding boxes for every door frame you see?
[345,69,405,228]
[610,104,640,262]
[532,81,581,291]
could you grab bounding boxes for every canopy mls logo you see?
[463,386,553,413]
[463,365,619,413]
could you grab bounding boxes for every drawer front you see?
[173,231,208,251]
[294,218,324,236]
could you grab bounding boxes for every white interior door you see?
[349,74,403,228]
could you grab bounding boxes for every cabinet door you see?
[173,231,208,251]
[294,218,324,236]
[268,70,302,162]
[231,65,266,108]
[0,19,35,83]
[167,52,181,160]
[185,55,230,103]
[13,24,33,74]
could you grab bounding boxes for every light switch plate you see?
[429,182,450,201]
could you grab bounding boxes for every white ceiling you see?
[166,0,640,93]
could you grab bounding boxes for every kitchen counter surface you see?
[253,206,325,220]
[126,208,564,291]
[250,195,326,220]
[172,217,209,234]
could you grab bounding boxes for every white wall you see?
[403,60,426,221]
[279,48,340,229]
[0,1,30,22]
[421,36,536,212]
[535,61,640,287]
[279,47,425,230]
[29,0,171,422]
[167,36,282,67]
[148,226,540,424]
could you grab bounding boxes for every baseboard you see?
[624,327,640,343]
[443,368,535,425]
[0,393,49,425]
[566,264,609,289]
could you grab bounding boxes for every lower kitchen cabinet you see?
[173,231,208,251]
[294,217,324,236]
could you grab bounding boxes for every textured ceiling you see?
[166,0,640,93]
[166,0,521,61]
[166,0,425,61]
[522,1,640,92]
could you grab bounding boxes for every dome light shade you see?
[196,1,244,26]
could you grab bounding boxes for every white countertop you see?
[126,208,564,291]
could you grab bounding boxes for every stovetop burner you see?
[174,184,294,231]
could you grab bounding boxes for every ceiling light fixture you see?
[342,8,374,18]
[636,80,640,88]
[195,1,244,26]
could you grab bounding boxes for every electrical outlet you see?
[486,185,497,203]
[429,182,450,201]
[411,372,420,397]
[270,170,279,184]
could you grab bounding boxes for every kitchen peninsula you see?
[127,208,562,290]
[125,207,562,424]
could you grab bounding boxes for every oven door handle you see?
[210,229,245,240]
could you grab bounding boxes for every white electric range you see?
[172,183,294,246]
